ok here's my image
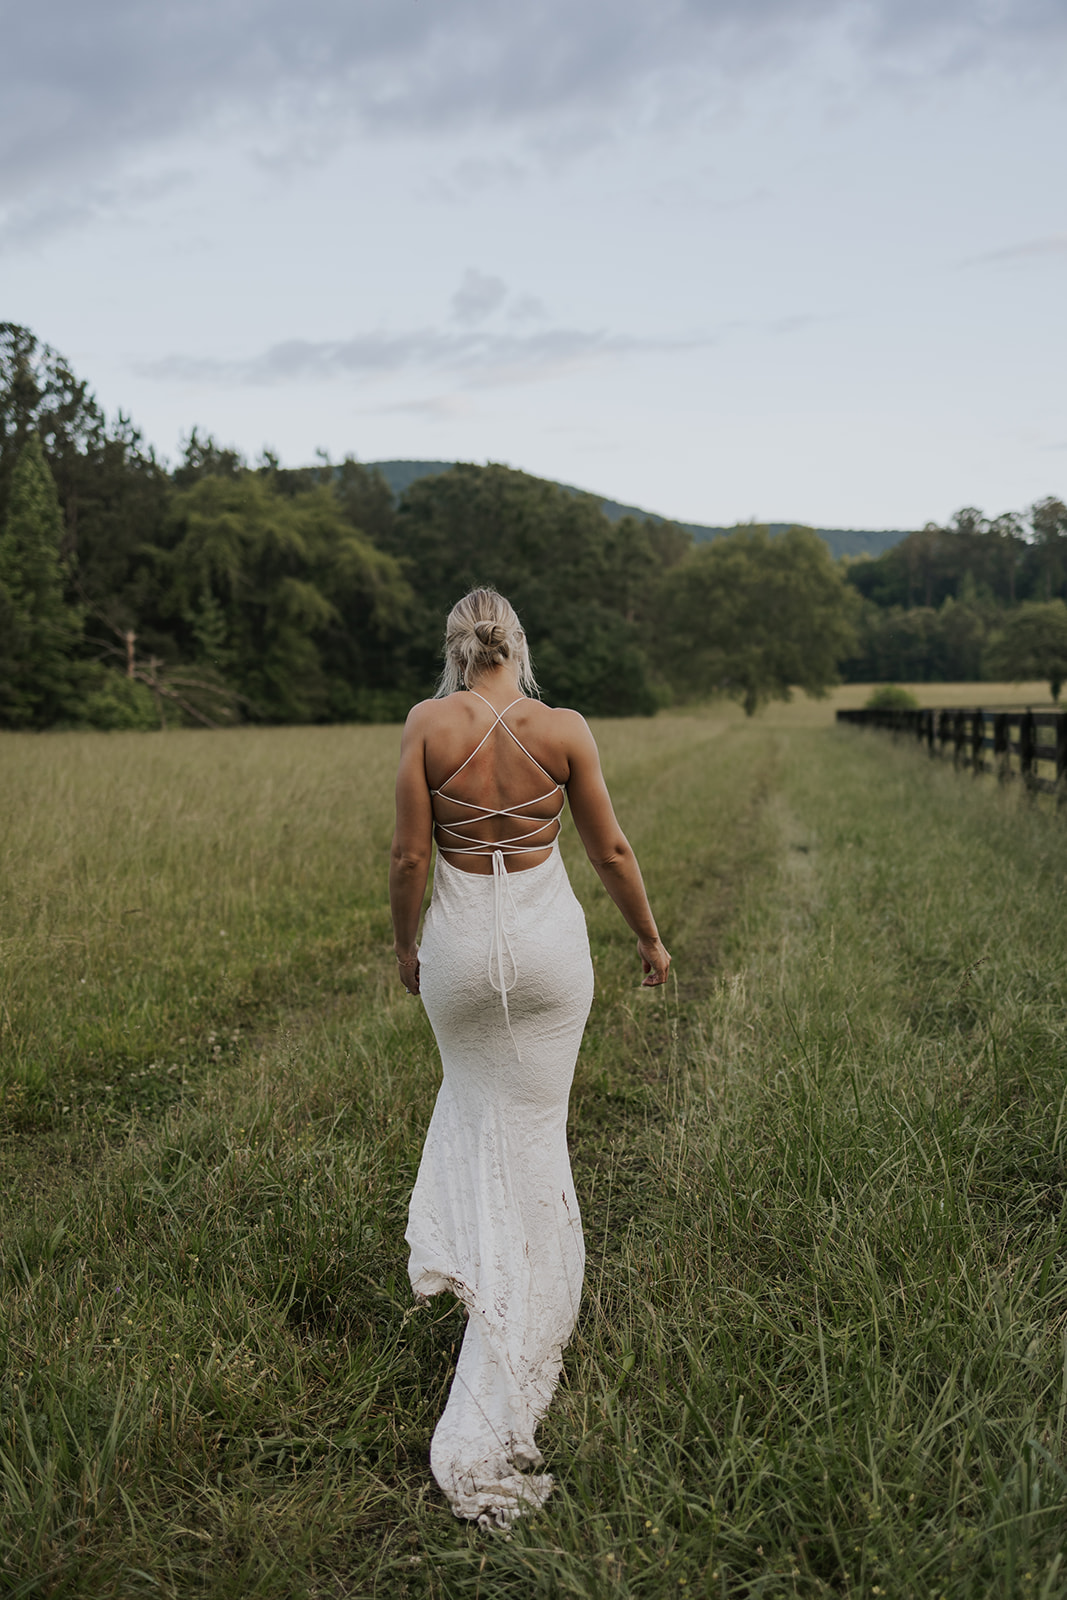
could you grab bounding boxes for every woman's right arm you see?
[561,712,671,988]
[389,704,435,994]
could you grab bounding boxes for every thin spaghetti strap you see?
[493,720,559,787]
[432,693,539,796]
[431,691,522,796]
[461,691,558,787]
[430,689,566,861]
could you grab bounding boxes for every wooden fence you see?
[836,705,1067,798]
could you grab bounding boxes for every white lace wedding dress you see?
[406,840,594,1524]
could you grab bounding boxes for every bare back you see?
[393,678,635,887]
[391,665,669,984]
[425,692,571,874]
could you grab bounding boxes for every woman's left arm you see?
[389,705,434,994]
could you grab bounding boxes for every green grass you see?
[2,705,1067,1597]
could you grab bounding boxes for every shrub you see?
[864,684,920,711]
[78,670,159,730]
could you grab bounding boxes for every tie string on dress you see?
[430,692,565,1058]
[488,848,522,1061]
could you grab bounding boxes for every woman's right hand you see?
[638,935,671,988]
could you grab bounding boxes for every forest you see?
[2,321,1066,730]
[843,506,1067,687]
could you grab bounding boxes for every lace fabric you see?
[406,844,594,1523]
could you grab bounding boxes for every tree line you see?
[841,506,1067,691]
[1,322,1065,730]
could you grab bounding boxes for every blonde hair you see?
[436,588,538,698]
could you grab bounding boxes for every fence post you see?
[994,712,1009,783]
[1019,709,1036,792]
[838,702,1066,815]
[970,709,984,774]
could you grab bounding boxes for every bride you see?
[390,588,670,1525]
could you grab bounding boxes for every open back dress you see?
[404,693,595,1524]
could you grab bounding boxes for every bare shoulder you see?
[522,702,598,781]
[540,704,596,750]
[399,698,439,749]
[552,705,592,734]
[524,702,585,729]
[403,696,442,729]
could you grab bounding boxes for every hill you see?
[366,460,908,561]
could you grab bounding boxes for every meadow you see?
[2,681,1067,1599]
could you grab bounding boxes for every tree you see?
[171,426,245,488]
[163,473,412,722]
[905,523,941,609]
[986,601,1067,702]
[0,323,106,526]
[62,412,171,634]
[386,464,661,714]
[988,512,1024,604]
[1030,498,1067,602]
[653,525,857,715]
[1,324,172,659]
[847,506,1031,611]
[0,435,83,726]
[332,457,397,549]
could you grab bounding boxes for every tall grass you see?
[0,724,400,1140]
[2,706,1067,1597]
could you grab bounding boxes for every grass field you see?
[2,684,1067,1598]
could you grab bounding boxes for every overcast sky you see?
[3,0,1066,528]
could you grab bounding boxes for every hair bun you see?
[474,619,506,649]
[436,588,537,698]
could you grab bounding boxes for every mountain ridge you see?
[366,459,909,561]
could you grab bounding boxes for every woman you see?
[390,588,670,1525]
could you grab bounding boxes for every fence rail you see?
[836,705,1067,798]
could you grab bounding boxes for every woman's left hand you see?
[396,950,421,996]
[638,935,671,988]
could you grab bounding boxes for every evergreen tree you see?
[0,435,83,726]
[0,323,105,525]
[1031,498,1067,602]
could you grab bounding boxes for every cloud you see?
[378,395,480,423]
[962,232,1067,266]
[452,157,529,194]
[138,321,708,391]
[0,169,188,254]
[717,311,828,340]
[451,269,509,326]
[508,294,548,325]
[767,313,824,336]
[3,1,1066,207]
[448,270,548,328]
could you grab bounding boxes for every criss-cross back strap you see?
[430,691,564,856]
[432,693,558,792]
[429,691,567,1057]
